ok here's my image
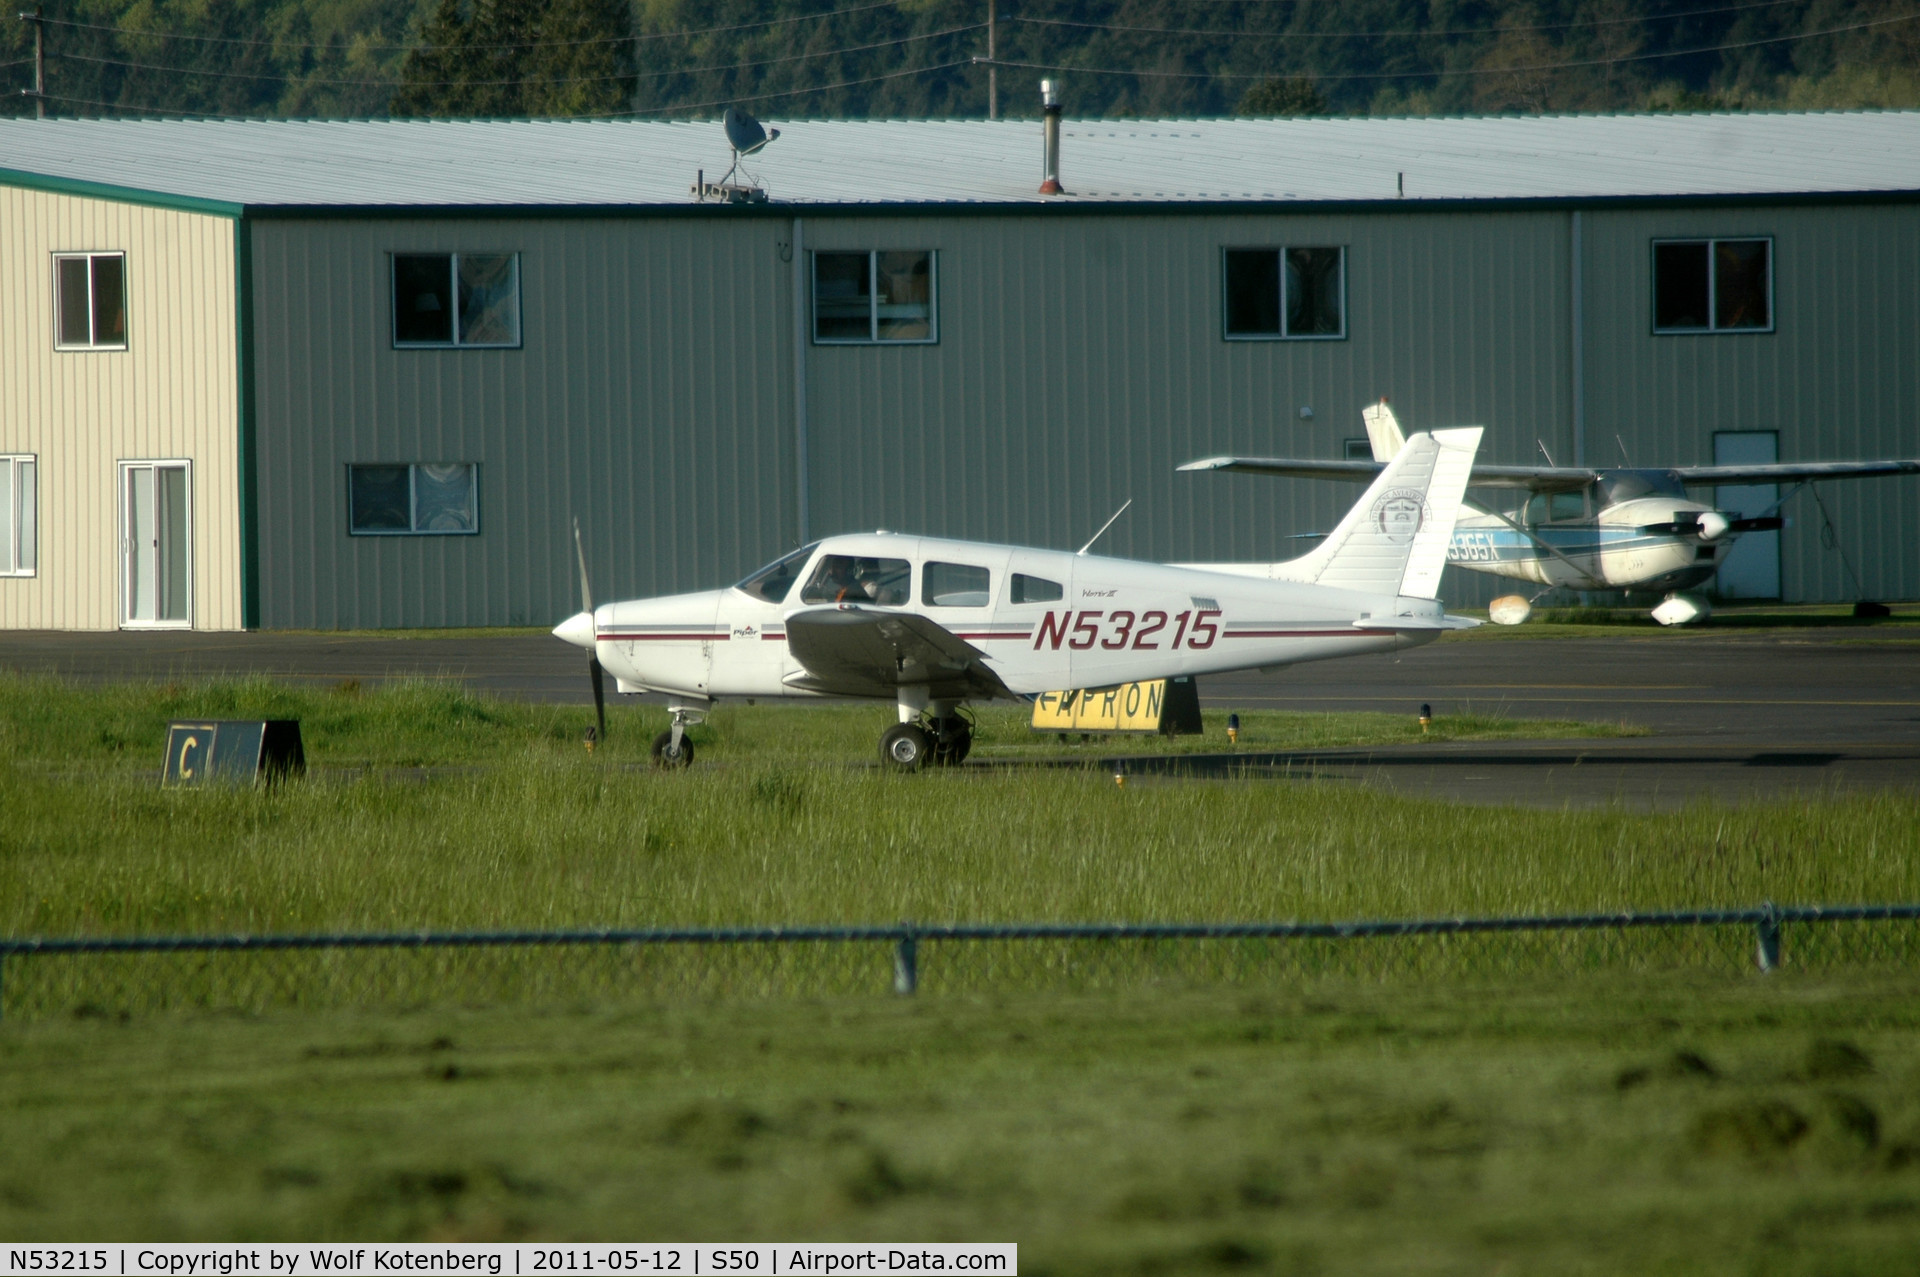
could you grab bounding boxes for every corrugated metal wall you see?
[250,216,797,629]
[1584,203,1920,604]
[249,200,1918,629]
[0,187,241,630]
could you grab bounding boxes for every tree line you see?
[3,0,1916,121]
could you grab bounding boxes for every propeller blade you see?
[588,653,607,743]
[572,518,594,613]
[573,518,605,741]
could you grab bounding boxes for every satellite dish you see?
[724,106,779,158]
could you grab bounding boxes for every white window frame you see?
[0,454,36,577]
[53,251,129,351]
[1222,245,1347,342]
[347,462,481,536]
[1651,236,1775,335]
[390,252,522,349]
[811,249,940,345]
[118,459,193,630]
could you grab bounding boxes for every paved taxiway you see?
[4,626,1918,808]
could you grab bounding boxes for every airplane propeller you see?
[572,519,607,745]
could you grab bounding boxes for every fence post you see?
[1755,901,1781,973]
[893,931,918,996]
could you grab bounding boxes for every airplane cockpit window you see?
[923,561,990,607]
[1525,492,1587,525]
[800,554,911,606]
[1599,471,1688,504]
[1009,573,1064,604]
[1548,492,1586,522]
[735,542,820,603]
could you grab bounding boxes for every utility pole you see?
[987,0,996,120]
[17,5,43,118]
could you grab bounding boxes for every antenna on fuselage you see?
[1616,433,1634,466]
[1078,499,1133,556]
[1537,439,1558,467]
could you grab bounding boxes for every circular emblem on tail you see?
[1370,488,1431,545]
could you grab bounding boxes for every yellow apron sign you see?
[1030,678,1204,735]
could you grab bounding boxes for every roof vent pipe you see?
[1039,79,1063,196]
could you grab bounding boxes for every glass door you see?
[121,460,192,627]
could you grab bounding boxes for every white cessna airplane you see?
[1182,403,1920,626]
[554,427,1482,769]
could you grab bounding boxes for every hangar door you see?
[1713,431,1779,599]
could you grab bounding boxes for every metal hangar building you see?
[1,110,1917,631]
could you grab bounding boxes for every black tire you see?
[650,730,695,768]
[933,723,973,766]
[879,723,932,772]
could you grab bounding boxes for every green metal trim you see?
[0,167,246,218]
[237,188,1920,221]
[234,215,260,630]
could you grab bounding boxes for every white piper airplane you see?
[553,427,1483,769]
[1182,403,1920,626]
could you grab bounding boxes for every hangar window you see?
[0,455,36,576]
[923,561,991,607]
[1653,238,1771,333]
[1009,573,1063,604]
[1224,247,1345,340]
[53,252,127,350]
[392,253,521,348]
[813,250,937,344]
[348,463,478,535]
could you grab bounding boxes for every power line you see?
[986,10,1920,84]
[614,57,978,117]
[35,1,907,55]
[51,25,984,91]
[30,56,981,122]
[1013,0,1808,42]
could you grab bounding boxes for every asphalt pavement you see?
[5,625,1919,809]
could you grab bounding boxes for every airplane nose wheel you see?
[879,723,932,772]
[650,731,695,768]
[650,707,700,768]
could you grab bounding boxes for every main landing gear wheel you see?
[879,723,933,772]
[650,730,695,768]
[932,720,972,766]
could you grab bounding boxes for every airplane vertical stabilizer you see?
[1363,401,1407,462]
[1272,426,1483,598]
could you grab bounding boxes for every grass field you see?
[4,673,1919,1262]
[5,976,1920,1272]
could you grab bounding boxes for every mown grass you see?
[0,675,1909,939]
[5,974,1920,1272]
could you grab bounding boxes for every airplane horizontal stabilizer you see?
[1355,614,1481,631]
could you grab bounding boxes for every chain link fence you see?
[2,905,1916,1021]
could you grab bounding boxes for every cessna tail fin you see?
[1273,426,1483,599]
[1363,400,1406,463]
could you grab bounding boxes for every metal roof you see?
[3,111,1919,211]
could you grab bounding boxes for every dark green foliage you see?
[3,1,1918,121]
[390,0,635,118]
[1236,76,1326,117]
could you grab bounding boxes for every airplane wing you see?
[782,606,1018,701]
[1669,461,1920,484]
[1177,456,1595,491]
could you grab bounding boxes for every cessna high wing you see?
[1181,403,1920,626]
[554,426,1483,769]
